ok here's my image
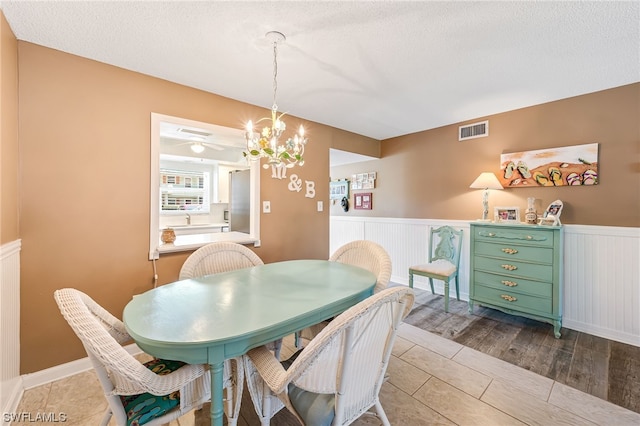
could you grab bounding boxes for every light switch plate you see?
[317,201,323,212]
[263,201,271,213]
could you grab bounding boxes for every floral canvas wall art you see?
[499,143,599,188]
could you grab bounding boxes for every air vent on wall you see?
[459,120,489,141]
[178,128,212,138]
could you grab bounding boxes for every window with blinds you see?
[160,169,210,213]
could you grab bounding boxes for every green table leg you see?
[210,361,224,426]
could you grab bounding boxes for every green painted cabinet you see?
[468,222,564,338]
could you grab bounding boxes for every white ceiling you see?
[1,1,638,141]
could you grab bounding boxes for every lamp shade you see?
[469,172,504,190]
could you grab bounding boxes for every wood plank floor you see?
[403,288,640,414]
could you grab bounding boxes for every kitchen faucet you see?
[185,213,191,225]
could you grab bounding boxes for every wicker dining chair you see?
[179,241,264,279]
[243,286,415,426]
[329,240,392,293]
[54,288,244,426]
[179,241,282,360]
[296,240,392,347]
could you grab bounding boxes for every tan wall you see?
[1,12,19,244]
[17,42,372,373]
[331,127,381,158]
[331,83,640,227]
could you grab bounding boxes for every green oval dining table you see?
[123,259,377,426]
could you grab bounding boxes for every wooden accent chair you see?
[409,225,463,312]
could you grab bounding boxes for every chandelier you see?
[244,31,307,172]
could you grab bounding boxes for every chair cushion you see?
[410,259,456,276]
[120,358,186,426]
[282,350,335,426]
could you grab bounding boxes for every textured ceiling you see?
[2,1,638,140]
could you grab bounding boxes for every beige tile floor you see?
[14,324,640,426]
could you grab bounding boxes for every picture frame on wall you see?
[354,192,372,210]
[494,206,520,223]
[499,143,599,188]
[329,180,349,200]
[351,172,377,190]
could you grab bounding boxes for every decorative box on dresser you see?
[468,222,564,338]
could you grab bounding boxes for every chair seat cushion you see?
[120,358,186,426]
[410,259,456,276]
[288,385,335,426]
[282,350,335,426]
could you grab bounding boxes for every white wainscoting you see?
[1,240,22,420]
[562,226,640,346]
[330,217,640,347]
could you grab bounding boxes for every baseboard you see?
[1,376,24,426]
[563,319,640,347]
[21,343,142,390]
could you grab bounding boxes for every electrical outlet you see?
[317,201,323,212]
[263,201,271,213]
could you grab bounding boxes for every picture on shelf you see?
[539,199,563,226]
[494,206,520,223]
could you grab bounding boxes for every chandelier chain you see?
[272,40,278,112]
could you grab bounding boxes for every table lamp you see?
[469,172,504,221]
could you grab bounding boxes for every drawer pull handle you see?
[526,235,533,240]
[501,248,519,255]
[501,294,517,302]
[501,264,518,271]
[502,280,517,287]
[488,232,496,237]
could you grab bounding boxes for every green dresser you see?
[468,222,564,338]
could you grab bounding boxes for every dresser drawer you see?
[474,227,555,248]
[474,256,553,282]
[474,241,554,263]
[474,284,552,315]
[473,271,551,298]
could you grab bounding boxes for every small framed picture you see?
[494,206,520,223]
[329,180,349,200]
[354,192,372,210]
[539,199,563,226]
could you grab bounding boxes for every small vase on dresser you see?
[525,197,538,224]
[468,221,564,338]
